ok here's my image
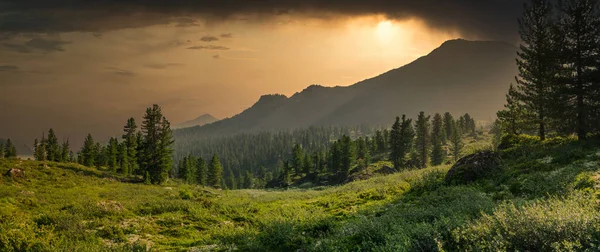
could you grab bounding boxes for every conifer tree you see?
[431,113,445,166]
[81,134,96,167]
[226,167,237,189]
[196,157,207,186]
[302,153,313,174]
[0,142,5,159]
[450,123,464,162]
[95,143,105,168]
[122,118,138,174]
[497,84,530,135]
[389,116,402,169]
[179,155,197,184]
[60,140,70,163]
[4,139,17,158]
[243,171,253,189]
[282,161,291,187]
[555,0,600,139]
[339,135,355,179]
[375,130,385,154]
[516,0,556,140]
[107,137,119,172]
[208,154,223,188]
[292,144,303,175]
[443,113,454,144]
[46,129,59,161]
[414,112,431,168]
[140,105,174,184]
[117,142,128,174]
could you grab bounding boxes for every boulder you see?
[4,168,25,178]
[445,151,502,184]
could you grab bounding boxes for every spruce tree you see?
[292,144,303,175]
[122,118,138,174]
[117,142,128,174]
[33,139,39,160]
[302,153,313,174]
[497,84,531,135]
[0,142,5,159]
[443,112,454,144]
[339,135,355,179]
[208,154,223,188]
[243,171,253,189]
[140,105,174,184]
[389,116,402,169]
[516,0,556,140]
[196,157,207,186]
[431,113,445,166]
[282,161,291,187]
[375,130,385,154]
[81,134,95,167]
[414,112,431,168]
[4,139,17,158]
[60,140,70,163]
[450,123,464,162]
[556,0,600,139]
[107,138,118,172]
[46,129,59,161]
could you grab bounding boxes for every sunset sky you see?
[0,1,522,149]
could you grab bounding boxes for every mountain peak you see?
[174,113,219,129]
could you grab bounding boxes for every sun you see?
[376,20,395,44]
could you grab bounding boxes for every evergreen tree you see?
[497,84,531,135]
[179,155,197,184]
[60,140,70,163]
[1,142,5,159]
[463,113,476,136]
[107,137,119,172]
[243,171,253,189]
[375,130,385,154]
[339,135,355,179]
[226,167,237,189]
[414,112,431,168]
[431,113,445,166]
[140,105,174,184]
[292,144,303,175]
[117,142,128,174]
[208,154,223,188]
[382,129,390,151]
[196,157,207,186]
[122,118,138,175]
[282,161,291,187]
[443,112,454,144]
[302,153,313,174]
[95,143,105,168]
[389,116,402,169]
[556,0,600,139]
[450,123,464,162]
[81,134,96,167]
[515,0,556,140]
[490,119,504,150]
[4,139,17,158]
[46,129,59,161]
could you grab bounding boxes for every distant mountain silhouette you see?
[174,114,219,129]
[175,39,517,138]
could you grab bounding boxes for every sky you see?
[0,0,522,151]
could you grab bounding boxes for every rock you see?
[4,168,25,178]
[374,166,397,175]
[445,151,502,184]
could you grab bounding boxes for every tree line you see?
[498,0,600,140]
[32,104,175,184]
[0,139,17,159]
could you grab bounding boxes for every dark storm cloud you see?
[0,0,523,41]
[200,35,219,42]
[187,45,229,50]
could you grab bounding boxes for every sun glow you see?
[376,20,395,44]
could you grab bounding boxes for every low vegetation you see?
[1,134,599,251]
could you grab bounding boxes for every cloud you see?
[0,1,523,41]
[0,65,19,71]
[200,35,219,42]
[2,38,71,53]
[105,67,136,77]
[212,54,220,59]
[143,63,184,69]
[220,33,233,38]
[187,45,229,50]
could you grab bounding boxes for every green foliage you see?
[414,112,431,168]
[140,104,174,184]
[208,154,223,188]
[431,113,445,165]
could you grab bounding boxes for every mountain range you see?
[173,114,219,129]
[175,39,518,138]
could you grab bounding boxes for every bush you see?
[451,192,600,251]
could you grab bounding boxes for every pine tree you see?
[375,130,385,154]
[180,155,197,184]
[140,105,174,184]
[490,119,503,150]
[463,113,476,136]
[0,142,5,159]
[414,112,431,168]
[556,0,600,139]
[243,171,253,189]
[282,161,291,187]
[516,0,556,140]
[208,154,223,188]
[497,84,531,135]
[196,157,207,186]
[117,142,128,174]
[450,123,464,162]
[443,112,454,144]
[81,134,96,167]
[4,139,17,158]
[107,137,118,172]
[302,153,313,174]
[60,140,70,163]
[95,143,105,168]
[122,118,138,175]
[339,135,355,179]
[292,144,303,175]
[46,129,60,161]
[431,113,445,166]
[389,116,402,169]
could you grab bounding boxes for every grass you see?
[1,134,600,251]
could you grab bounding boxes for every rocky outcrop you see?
[445,151,502,184]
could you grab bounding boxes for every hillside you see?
[173,114,219,129]
[176,39,517,139]
[2,135,600,251]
